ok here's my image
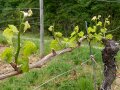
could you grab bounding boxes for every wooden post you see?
[40,0,44,57]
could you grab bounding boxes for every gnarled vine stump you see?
[100,39,119,90]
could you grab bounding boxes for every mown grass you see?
[0,46,104,90]
[0,31,120,90]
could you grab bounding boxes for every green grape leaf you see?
[19,57,29,72]
[105,18,110,25]
[3,25,19,44]
[63,38,69,48]
[68,36,77,48]
[48,26,54,31]
[24,21,31,32]
[55,32,63,38]
[97,21,102,26]
[63,38,69,42]
[74,26,79,32]
[71,31,76,37]
[70,36,77,42]
[28,9,33,16]
[98,15,101,19]
[68,41,77,48]
[78,31,84,37]
[50,40,62,50]
[105,20,110,25]
[106,34,113,39]
[3,28,14,44]
[93,26,96,31]
[21,9,33,17]
[91,16,97,21]
[88,27,96,33]
[88,33,93,39]
[101,28,107,33]
[22,41,37,56]
[1,47,14,63]
[94,33,102,41]
[8,25,19,33]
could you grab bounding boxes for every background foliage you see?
[0,0,120,39]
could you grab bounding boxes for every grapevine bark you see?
[100,38,119,90]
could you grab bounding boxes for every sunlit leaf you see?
[88,27,95,33]
[68,41,76,48]
[63,38,69,42]
[94,33,102,41]
[106,34,113,39]
[20,9,33,17]
[71,31,76,37]
[105,21,110,25]
[19,57,29,72]
[8,25,19,33]
[74,25,79,32]
[3,25,19,44]
[22,41,37,56]
[93,26,96,32]
[78,31,84,37]
[20,11,28,17]
[3,28,13,44]
[97,21,102,26]
[55,32,63,38]
[91,16,97,21]
[48,26,54,31]
[101,28,107,33]
[28,9,33,16]
[88,33,93,39]
[24,21,31,32]
[50,40,63,50]
[68,36,77,48]
[98,15,101,19]
[1,47,14,63]
[70,36,77,42]
[108,15,111,18]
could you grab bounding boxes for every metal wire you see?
[106,26,120,33]
[33,59,90,90]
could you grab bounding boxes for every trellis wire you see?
[106,26,120,33]
[33,51,103,90]
[33,59,90,90]
[0,17,40,24]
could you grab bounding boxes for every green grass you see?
[0,46,105,90]
[0,31,120,90]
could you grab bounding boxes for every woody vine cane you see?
[100,39,119,90]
